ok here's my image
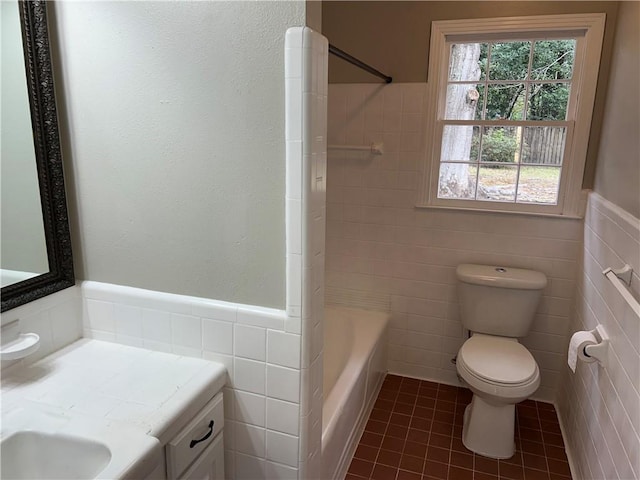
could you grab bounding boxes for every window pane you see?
[438,163,477,199]
[486,84,525,120]
[488,41,531,80]
[516,166,561,204]
[522,127,567,165]
[480,126,520,164]
[445,84,483,120]
[448,43,485,81]
[527,83,570,120]
[477,165,517,202]
[532,40,576,80]
[441,125,480,162]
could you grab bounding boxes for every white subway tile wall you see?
[1,286,82,370]
[326,83,583,401]
[557,193,640,480]
[267,398,300,436]
[285,26,328,480]
[268,330,302,369]
[234,324,266,362]
[81,281,296,479]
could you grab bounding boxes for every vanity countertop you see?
[1,339,227,445]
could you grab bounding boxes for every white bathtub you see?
[322,305,389,479]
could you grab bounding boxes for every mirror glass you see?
[1,0,49,288]
[1,0,74,313]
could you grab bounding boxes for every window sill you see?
[414,203,584,220]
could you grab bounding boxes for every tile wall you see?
[1,286,82,370]
[557,192,639,480]
[326,83,583,402]
[81,281,300,479]
[285,26,328,480]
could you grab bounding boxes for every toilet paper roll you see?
[568,331,598,372]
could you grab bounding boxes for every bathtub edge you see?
[333,368,386,480]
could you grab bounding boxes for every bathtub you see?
[322,305,389,479]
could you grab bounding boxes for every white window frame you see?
[418,14,605,217]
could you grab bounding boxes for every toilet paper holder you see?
[582,324,609,368]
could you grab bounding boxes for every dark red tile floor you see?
[347,375,572,480]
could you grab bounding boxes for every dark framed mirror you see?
[1,0,74,312]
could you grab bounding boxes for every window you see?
[419,14,605,216]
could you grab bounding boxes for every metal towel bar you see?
[603,264,640,317]
[327,143,384,155]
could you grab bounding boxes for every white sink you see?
[1,405,162,480]
[1,431,112,479]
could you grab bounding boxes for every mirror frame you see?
[1,0,74,312]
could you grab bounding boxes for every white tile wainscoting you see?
[557,192,640,480]
[0,279,306,479]
[0,286,83,370]
[326,83,583,402]
[81,281,301,478]
[1,272,311,480]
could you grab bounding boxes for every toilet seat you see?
[457,334,540,401]
[458,334,537,385]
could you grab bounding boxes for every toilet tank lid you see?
[456,264,547,290]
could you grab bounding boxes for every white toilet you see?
[455,264,547,459]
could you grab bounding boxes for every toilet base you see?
[462,395,516,459]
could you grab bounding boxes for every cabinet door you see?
[167,393,224,479]
[179,434,224,480]
[144,460,168,480]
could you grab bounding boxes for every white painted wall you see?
[593,1,640,218]
[73,28,328,479]
[1,1,48,275]
[326,83,582,402]
[53,1,306,309]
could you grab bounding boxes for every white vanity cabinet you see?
[165,392,225,480]
[1,340,228,480]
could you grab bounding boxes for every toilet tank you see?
[456,264,547,338]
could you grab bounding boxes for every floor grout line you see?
[348,375,572,480]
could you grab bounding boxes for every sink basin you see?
[1,405,162,480]
[1,431,112,479]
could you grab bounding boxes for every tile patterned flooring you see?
[347,375,572,480]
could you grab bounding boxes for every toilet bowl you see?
[456,334,540,458]
[454,264,546,459]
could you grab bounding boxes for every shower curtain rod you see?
[329,44,393,84]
